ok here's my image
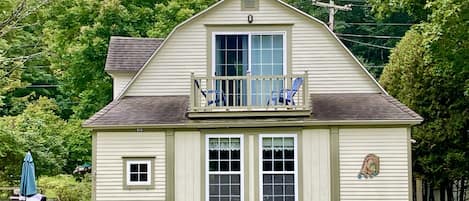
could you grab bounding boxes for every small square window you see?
[124,158,153,188]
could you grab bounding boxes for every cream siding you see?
[174,131,202,201]
[95,131,166,201]
[247,134,257,201]
[301,129,331,201]
[339,128,409,201]
[124,0,380,96]
[110,72,135,99]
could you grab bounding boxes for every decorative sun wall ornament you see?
[357,153,380,179]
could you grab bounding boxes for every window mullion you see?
[248,33,252,73]
[207,136,243,201]
[260,135,296,201]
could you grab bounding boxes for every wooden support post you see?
[416,177,423,201]
[312,0,352,31]
[190,72,195,111]
[303,70,309,110]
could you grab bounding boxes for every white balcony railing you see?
[189,72,310,117]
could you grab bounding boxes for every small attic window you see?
[242,0,258,11]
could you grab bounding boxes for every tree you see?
[283,0,414,78]
[147,0,216,38]
[0,0,59,116]
[0,97,91,184]
[41,0,217,119]
[379,0,469,199]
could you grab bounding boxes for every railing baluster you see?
[247,74,251,109]
[225,78,229,107]
[233,78,236,107]
[240,78,244,106]
[191,73,308,112]
[256,77,260,107]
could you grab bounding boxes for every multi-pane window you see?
[207,136,243,201]
[215,35,248,77]
[251,34,284,106]
[215,35,249,106]
[260,136,296,201]
[213,32,285,106]
[126,160,151,185]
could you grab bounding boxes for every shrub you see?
[38,174,91,201]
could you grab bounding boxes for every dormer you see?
[105,37,163,99]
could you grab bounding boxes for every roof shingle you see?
[84,94,423,127]
[105,36,163,72]
[311,93,423,120]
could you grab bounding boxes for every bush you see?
[38,174,91,201]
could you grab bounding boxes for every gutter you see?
[83,119,423,130]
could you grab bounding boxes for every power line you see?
[338,37,393,50]
[344,22,414,26]
[336,33,403,39]
[26,84,58,88]
[312,0,352,31]
[337,0,367,2]
[350,4,371,7]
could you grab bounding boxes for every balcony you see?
[189,72,310,118]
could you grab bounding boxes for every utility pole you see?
[312,0,352,31]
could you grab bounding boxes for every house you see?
[83,0,423,200]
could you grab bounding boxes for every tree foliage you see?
[0,97,91,184]
[0,0,219,185]
[379,0,468,198]
[0,0,58,116]
[283,0,414,78]
[40,0,216,119]
[148,0,216,38]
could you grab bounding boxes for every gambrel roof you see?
[84,0,423,129]
[83,94,423,128]
[105,36,163,72]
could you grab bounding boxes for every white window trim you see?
[205,134,244,201]
[258,134,298,201]
[126,160,152,186]
[211,31,287,76]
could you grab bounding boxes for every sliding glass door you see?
[214,32,285,106]
[251,34,284,106]
[215,34,249,106]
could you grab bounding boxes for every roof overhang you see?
[84,119,422,130]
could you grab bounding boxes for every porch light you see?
[248,14,253,23]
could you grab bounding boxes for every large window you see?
[260,135,297,201]
[206,135,244,201]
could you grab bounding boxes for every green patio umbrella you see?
[19,151,37,197]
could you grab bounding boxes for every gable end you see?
[118,0,387,99]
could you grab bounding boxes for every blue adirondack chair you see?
[194,79,226,106]
[269,77,304,106]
